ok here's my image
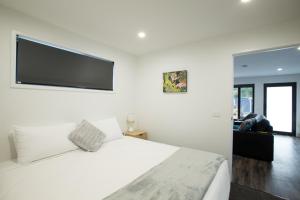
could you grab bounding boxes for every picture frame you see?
[163,70,187,93]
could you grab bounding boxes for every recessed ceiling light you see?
[241,0,251,3]
[277,68,283,71]
[137,32,146,39]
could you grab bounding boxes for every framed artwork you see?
[163,70,187,93]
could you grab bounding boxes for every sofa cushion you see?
[239,118,256,133]
[254,114,265,123]
[252,119,273,132]
[242,113,257,121]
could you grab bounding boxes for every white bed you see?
[0,136,230,200]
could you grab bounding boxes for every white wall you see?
[235,74,300,136]
[0,6,138,162]
[136,18,300,169]
[1,5,300,169]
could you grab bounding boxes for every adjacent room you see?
[0,0,300,200]
[232,46,300,200]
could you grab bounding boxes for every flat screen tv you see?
[16,35,114,91]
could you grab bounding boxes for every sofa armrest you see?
[233,131,274,161]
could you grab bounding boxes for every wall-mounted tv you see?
[16,35,114,91]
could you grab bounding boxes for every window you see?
[16,35,114,91]
[233,84,255,119]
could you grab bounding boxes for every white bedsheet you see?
[0,137,230,200]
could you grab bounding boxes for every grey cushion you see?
[239,118,256,133]
[69,120,106,152]
[254,114,265,123]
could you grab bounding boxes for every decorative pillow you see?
[253,118,273,132]
[239,118,255,133]
[13,123,78,164]
[254,114,265,123]
[89,117,123,143]
[69,120,106,152]
[242,113,257,121]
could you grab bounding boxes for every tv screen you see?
[16,35,114,91]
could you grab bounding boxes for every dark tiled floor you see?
[232,135,300,200]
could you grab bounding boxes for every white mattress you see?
[0,137,230,200]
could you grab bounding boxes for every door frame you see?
[263,82,297,136]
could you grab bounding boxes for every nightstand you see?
[125,130,148,140]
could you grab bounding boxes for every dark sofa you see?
[233,114,274,162]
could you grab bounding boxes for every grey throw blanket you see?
[104,148,225,200]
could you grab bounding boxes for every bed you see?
[0,136,230,200]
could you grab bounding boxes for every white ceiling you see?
[234,46,300,77]
[1,0,300,55]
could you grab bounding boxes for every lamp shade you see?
[127,114,135,123]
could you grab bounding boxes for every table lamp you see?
[127,114,136,132]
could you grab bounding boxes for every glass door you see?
[240,87,254,118]
[234,84,255,119]
[264,83,297,135]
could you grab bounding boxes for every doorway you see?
[232,44,300,200]
[264,82,297,136]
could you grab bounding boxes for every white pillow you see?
[13,123,78,164]
[89,117,123,143]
